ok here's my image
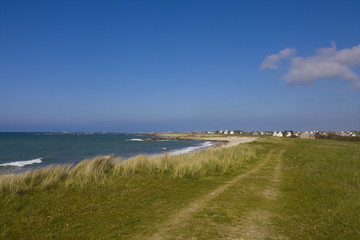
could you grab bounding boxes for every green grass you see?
[273,139,360,239]
[1,138,360,239]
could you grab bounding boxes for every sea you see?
[0,133,214,174]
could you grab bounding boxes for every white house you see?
[300,131,309,138]
[286,132,292,137]
[273,131,283,137]
[224,130,229,134]
[300,131,315,139]
[230,130,235,135]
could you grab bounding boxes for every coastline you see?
[0,133,257,175]
[153,133,258,150]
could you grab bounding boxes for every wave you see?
[0,158,43,167]
[126,138,144,142]
[170,141,214,155]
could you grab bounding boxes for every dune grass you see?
[0,143,259,195]
[114,144,258,178]
[0,165,71,194]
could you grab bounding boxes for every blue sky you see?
[1,0,360,132]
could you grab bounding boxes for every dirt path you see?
[226,149,285,240]
[133,149,285,239]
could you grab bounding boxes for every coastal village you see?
[41,130,360,140]
[200,130,359,139]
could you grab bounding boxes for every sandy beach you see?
[156,133,258,149]
[202,136,258,148]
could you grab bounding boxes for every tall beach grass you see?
[0,143,260,195]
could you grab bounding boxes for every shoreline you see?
[0,134,257,175]
[153,133,258,150]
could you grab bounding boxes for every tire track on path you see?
[134,150,276,240]
[225,149,286,240]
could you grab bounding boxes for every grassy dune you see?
[0,144,258,194]
[1,138,360,239]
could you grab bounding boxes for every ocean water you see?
[0,133,213,173]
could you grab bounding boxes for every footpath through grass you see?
[1,138,360,239]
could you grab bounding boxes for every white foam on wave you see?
[0,158,43,167]
[170,141,214,155]
[127,138,144,142]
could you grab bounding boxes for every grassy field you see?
[0,137,359,239]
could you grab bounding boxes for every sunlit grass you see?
[114,145,258,178]
[0,165,70,194]
[0,144,259,194]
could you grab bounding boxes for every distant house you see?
[317,132,328,137]
[339,131,358,137]
[300,131,310,139]
[286,132,292,138]
[219,130,224,134]
[300,131,315,139]
[224,130,229,134]
[252,131,259,136]
[230,130,235,135]
[273,131,283,137]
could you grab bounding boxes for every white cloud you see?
[261,42,360,91]
[260,48,296,70]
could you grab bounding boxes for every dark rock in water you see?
[143,137,166,141]
[143,137,182,141]
[143,138,154,141]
